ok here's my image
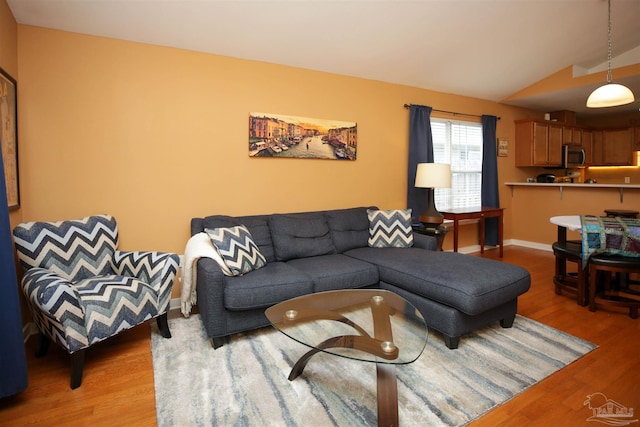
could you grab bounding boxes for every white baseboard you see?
[442,239,552,254]
[169,298,182,312]
[507,239,553,252]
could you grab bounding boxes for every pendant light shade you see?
[586,0,635,108]
[587,83,635,108]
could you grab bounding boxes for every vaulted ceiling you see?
[8,0,640,117]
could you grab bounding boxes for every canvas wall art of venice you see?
[249,112,357,160]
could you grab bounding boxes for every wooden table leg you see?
[479,215,485,254]
[376,363,398,427]
[557,225,567,244]
[498,210,503,257]
[371,295,398,427]
[452,219,459,252]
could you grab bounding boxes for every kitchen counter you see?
[505,182,640,189]
[504,182,640,202]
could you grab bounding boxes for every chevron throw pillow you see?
[206,225,267,276]
[367,209,414,248]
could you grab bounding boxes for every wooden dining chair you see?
[588,253,640,319]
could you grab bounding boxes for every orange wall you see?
[15,24,640,299]
[503,63,640,103]
[16,26,535,250]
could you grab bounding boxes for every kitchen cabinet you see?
[562,125,582,145]
[601,128,634,165]
[582,129,593,165]
[516,120,638,167]
[592,130,604,165]
[515,120,563,167]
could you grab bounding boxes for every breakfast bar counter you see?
[505,182,640,202]
[505,182,640,189]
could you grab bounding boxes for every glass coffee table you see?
[265,289,428,426]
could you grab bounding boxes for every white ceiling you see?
[7,0,640,117]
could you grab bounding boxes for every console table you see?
[441,207,504,257]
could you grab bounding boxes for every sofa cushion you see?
[286,254,379,292]
[205,225,267,276]
[344,248,530,315]
[269,213,337,261]
[367,209,414,248]
[325,207,372,253]
[223,262,314,310]
[202,215,275,262]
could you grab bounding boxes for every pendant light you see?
[586,0,635,108]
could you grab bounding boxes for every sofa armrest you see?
[195,258,228,339]
[413,233,437,251]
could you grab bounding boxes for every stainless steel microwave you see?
[562,144,586,168]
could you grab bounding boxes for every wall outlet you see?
[625,177,630,183]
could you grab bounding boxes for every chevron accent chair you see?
[13,214,180,389]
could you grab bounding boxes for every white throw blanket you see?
[180,232,231,317]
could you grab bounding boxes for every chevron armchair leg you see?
[70,350,85,389]
[157,313,171,339]
[35,333,50,358]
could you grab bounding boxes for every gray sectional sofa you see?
[190,206,530,349]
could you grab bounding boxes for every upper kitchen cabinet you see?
[562,125,582,145]
[515,119,563,167]
[582,128,594,164]
[634,127,640,152]
[596,128,635,166]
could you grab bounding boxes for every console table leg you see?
[479,216,485,254]
[453,219,459,252]
[498,211,504,257]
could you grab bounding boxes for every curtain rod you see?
[403,104,501,120]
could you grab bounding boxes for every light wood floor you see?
[1,246,638,426]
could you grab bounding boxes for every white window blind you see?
[431,119,483,210]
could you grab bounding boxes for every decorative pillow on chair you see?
[367,209,414,248]
[205,225,267,276]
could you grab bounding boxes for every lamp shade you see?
[415,163,451,189]
[585,0,636,109]
[586,83,635,108]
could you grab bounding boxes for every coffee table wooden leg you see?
[371,295,398,426]
[285,295,402,426]
[376,363,398,427]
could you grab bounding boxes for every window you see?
[431,118,483,210]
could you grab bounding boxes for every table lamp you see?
[414,163,451,228]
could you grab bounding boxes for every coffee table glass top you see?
[265,289,428,364]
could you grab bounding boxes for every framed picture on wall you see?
[249,112,357,160]
[497,138,508,157]
[0,67,18,209]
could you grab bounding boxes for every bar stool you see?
[552,239,588,306]
[588,253,640,319]
[604,209,639,219]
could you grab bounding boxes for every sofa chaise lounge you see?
[188,206,530,349]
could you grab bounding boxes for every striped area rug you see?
[151,313,596,426]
